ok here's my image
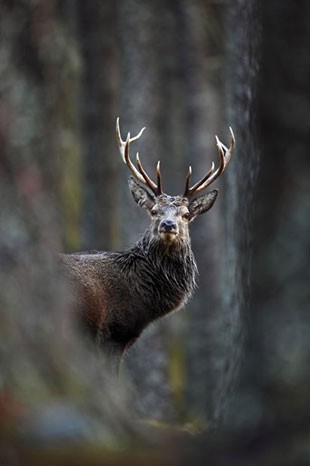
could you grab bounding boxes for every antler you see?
[116,117,163,196]
[184,127,235,198]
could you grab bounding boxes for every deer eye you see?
[183,212,190,220]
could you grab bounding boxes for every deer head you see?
[116,118,235,244]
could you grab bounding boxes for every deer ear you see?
[188,189,218,221]
[128,177,156,210]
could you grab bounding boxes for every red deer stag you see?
[61,118,235,371]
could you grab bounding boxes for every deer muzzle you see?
[159,219,178,240]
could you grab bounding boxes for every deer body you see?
[62,221,196,363]
[62,119,235,370]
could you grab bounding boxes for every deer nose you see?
[160,219,177,233]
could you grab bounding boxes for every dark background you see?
[0,0,309,464]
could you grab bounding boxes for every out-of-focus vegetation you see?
[0,0,309,464]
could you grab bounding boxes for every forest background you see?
[0,1,309,464]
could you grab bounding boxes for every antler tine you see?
[156,161,163,195]
[135,153,158,193]
[184,162,215,197]
[184,127,235,197]
[123,133,147,185]
[183,166,192,197]
[116,117,145,163]
[116,117,162,195]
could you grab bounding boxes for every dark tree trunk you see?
[251,0,310,431]
[77,1,120,251]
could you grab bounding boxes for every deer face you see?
[129,177,218,243]
[149,194,191,243]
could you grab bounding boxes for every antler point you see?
[229,126,235,145]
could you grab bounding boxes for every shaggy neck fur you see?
[118,228,198,319]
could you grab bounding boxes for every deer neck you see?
[131,228,198,316]
[135,228,198,293]
[137,228,192,260]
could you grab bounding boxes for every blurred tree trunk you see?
[218,0,260,427]
[222,1,310,453]
[184,1,226,424]
[77,1,120,251]
[250,0,310,430]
